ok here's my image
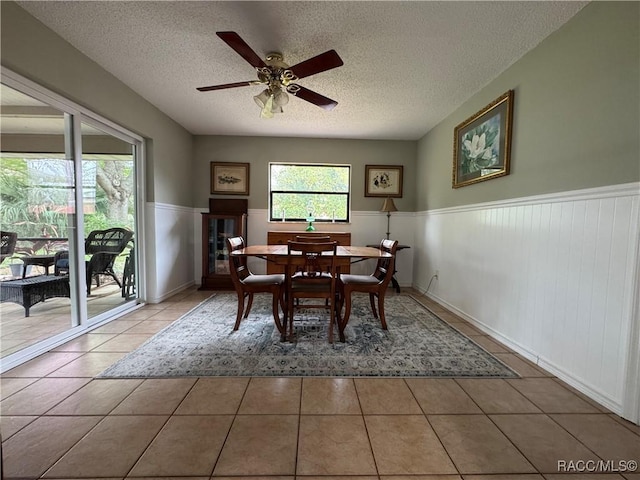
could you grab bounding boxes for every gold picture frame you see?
[210,162,250,195]
[365,165,403,197]
[453,90,514,188]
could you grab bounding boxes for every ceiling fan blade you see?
[288,85,338,111]
[289,50,344,80]
[216,31,266,69]
[197,81,261,92]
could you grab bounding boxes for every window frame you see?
[269,162,351,223]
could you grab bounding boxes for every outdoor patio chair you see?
[286,240,342,342]
[337,238,398,332]
[227,236,286,339]
[0,231,18,265]
[54,227,134,294]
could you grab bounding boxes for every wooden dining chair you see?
[294,235,331,242]
[338,239,398,333]
[227,236,286,340]
[286,240,342,342]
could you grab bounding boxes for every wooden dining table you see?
[230,244,392,342]
[230,244,392,268]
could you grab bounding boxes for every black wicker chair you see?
[0,231,18,265]
[54,228,134,295]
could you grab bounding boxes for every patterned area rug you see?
[98,293,518,378]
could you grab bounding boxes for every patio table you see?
[0,275,70,317]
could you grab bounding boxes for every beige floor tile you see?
[174,377,248,415]
[52,333,118,352]
[301,378,361,414]
[428,414,536,474]
[46,379,143,415]
[490,414,600,472]
[550,414,640,462]
[128,415,233,476]
[118,309,162,321]
[451,323,484,336]
[354,378,422,414]
[213,477,293,480]
[2,415,102,478]
[456,379,541,414]
[43,415,168,478]
[91,333,153,352]
[123,320,173,334]
[214,415,298,476]
[238,377,301,414]
[622,474,640,480]
[90,319,143,334]
[610,414,640,436]
[506,378,600,413]
[494,353,550,377]
[145,310,186,321]
[0,376,38,399]
[0,377,90,415]
[406,379,482,414]
[46,352,127,377]
[2,351,84,377]
[147,309,186,322]
[111,378,196,415]
[366,415,456,474]
[296,415,377,475]
[0,415,38,440]
[381,476,462,480]
[470,335,510,353]
[544,475,627,479]
[552,378,612,413]
[462,475,544,479]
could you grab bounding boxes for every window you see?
[270,163,350,222]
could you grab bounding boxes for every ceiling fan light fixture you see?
[254,89,271,109]
[273,88,289,107]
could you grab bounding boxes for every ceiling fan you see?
[197,32,344,118]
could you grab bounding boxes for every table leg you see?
[391,276,400,293]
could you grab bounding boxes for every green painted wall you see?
[1,1,194,207]
[417,1,639,210]
[193,135,417,212]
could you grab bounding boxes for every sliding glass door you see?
[0,69,144,369]
[80,120,138,321]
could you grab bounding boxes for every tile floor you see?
[1,287,639,479]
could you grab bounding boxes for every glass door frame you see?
[1,66,146,371]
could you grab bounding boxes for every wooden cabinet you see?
[200,199,247,290]
[266,231,351,274]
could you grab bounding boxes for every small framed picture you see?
[365,165,403,197]
[453,90,514,188]
[210,162,250,195]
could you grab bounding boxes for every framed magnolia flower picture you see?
[453,90,514,188]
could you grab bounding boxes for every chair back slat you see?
[373,239,399,286]
[85,228,133,255]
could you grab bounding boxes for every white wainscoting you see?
[146,202,195,303]
[415,183,640,418]
[193,209,416,287]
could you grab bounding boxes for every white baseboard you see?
[417,287,623,415]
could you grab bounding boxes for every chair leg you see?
[335,292,345,343]
[233,291,245,330]
[342,289,353,331]
[271,292,285,338]
[243,293,255,319]
[377,293,388,330]
[328,295,335,344]
[369,293,378,319]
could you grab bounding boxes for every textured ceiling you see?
[17,1,586,140]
